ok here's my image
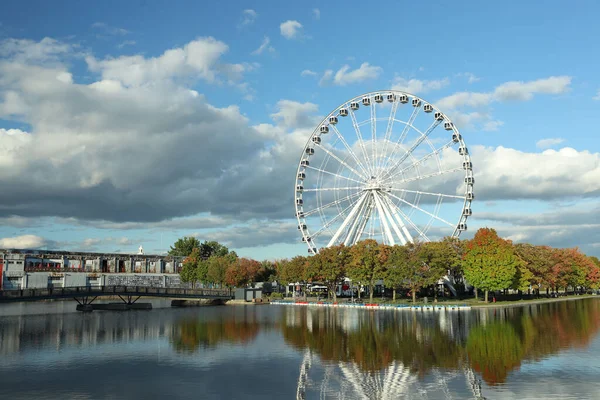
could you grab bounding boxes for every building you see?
[0,249,185,290]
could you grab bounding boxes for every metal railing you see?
[0,286,233,301]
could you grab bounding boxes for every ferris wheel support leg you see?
[344,193,371,246]
[352,198,373,245]
[382,195,415,243]
[372,191,396,245]
[376,192,407,245]
[327,191,368,247]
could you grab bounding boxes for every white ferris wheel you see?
[294,90,474,255]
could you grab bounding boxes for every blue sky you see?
[0,0,599,259]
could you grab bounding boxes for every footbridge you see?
[0,286,234,309]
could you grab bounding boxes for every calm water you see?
[1,299,600,399]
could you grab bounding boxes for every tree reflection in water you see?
[280,299,600,396]
[170,313,262,353]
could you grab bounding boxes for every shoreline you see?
[270,294,598,311]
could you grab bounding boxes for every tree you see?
[305,244,350,302]
[384,245,409,301]
[462,228,519,302]
[255,260,277,282]
[200,240,229,259]
[513,244,554,295]
[387,241,439,303]
[180,247,201,287]
[207,255,233,287]
[169,237,201,257]
[348,240,390,302]
[420,241,457,300]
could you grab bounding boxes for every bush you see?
[269,292,284,299]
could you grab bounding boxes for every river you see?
[1,298,599,399]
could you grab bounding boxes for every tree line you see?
[170,228,600,302]
[275,228,600,303]
[170,237,275,288]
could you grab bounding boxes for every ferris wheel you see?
[294,90,474,254]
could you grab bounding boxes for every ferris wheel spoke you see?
[330,125,371,178]
[382,194,427,242]
[387,188,466,200]
[350,108,374,175]
[384,140,455,182]
[303,191,363,217]
[310,193,365,240]
[318,141,368,180]
[382,119,442,181]
[388,167,463,186]
[343,193,371,245]
[378,99,401,173]
[327,191,370,247]
[380,106,421,172]
[373,191,399,245]
[371,100,377,174]
[305,165,365,185]
[303,186,363,192]
[387,192,454,227]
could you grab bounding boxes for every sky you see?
[0,0,599,259]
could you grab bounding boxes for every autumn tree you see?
[276,256,308,297]
[513,244,554,295]
[169,237,201,257]
[305,244,350,302]
[180,247,201,287]
[462,228,519,302]
[225,258,261,287]
[420,241,458,300]
[348,240,390,302]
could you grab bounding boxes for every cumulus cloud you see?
[536,138,565,149]
[269,100,320,129]
[0,37,73,65]
[85,37,241,86]
[0,234,52,249]
[435,76,571,131]
[280,20,304,40]
[457,72,480,83]
[0,37,307,226]
[251,36,274,55]
[301,69,317,77]
[391,77,449,94]
[319,63,382,86]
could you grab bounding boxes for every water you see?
[1,298,600,399]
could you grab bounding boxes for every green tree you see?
[348,240,390,302]
[305,244,350,302]
[200,240,229,259]
[206,255,233,287]
[180,247,201,287]
[463,228,519,302]
[169,237,201,257]
[513,244,554,295]
[384,244,409,301]
[420,241,456,300]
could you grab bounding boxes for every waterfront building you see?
[0,249,185,290]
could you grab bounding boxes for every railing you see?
[0,286,233,301]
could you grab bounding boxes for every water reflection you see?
[0,300,599,399]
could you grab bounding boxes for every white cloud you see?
[300,69,317,77]
[280,20,304,40]
[251,36,275,55]
[457,72,480,84]
[482,120,504,131]
[85,37,238,86]
[91,22,129,36]
[319,69,333,86]
[536,138,565,149]
[240,9,258,27]
[117,40,136,49]
[437,92,493,110]
[0,37,72,64]
[0,234,49,249]
[269,100,320,129]
[391,77,449,94]
[329,62,382,86]
[313,8,320,19]
[493,76,572,101]
[593,89,600,101]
